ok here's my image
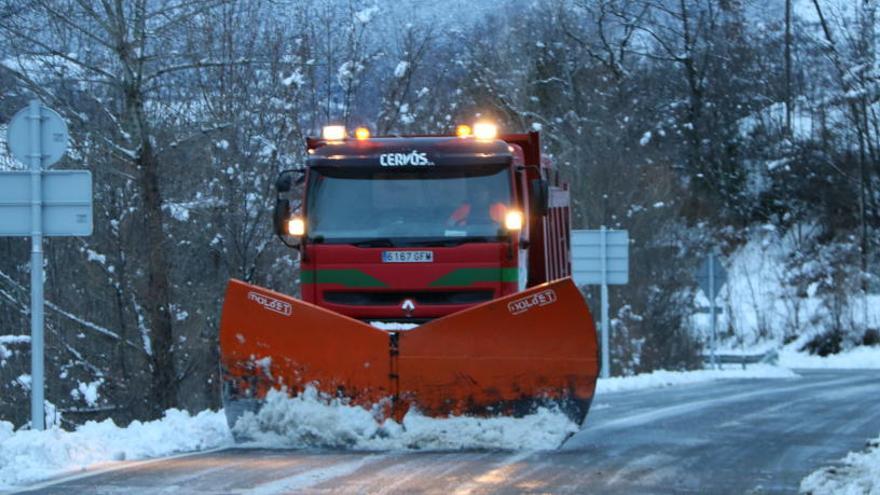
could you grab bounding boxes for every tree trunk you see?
[784,0,793,135]
[138,138,178,416]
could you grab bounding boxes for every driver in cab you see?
[447,186,506,227]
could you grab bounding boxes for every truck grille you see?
[324,290,494,306]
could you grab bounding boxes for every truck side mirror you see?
[273,198,292,236]
[275,169,305,193]
[530,179,549,217]
[276,172,293,193]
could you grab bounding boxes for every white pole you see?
[709,252,717,370]
[600,226,610,378]
[28,100,45,430]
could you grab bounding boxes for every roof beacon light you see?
[473,122,498,140]
[456,124,472,138]
[355,127,371,140]
[323,125,346,141]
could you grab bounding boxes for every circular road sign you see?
[6,102,69,168]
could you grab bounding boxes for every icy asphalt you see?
[11,369,880,495]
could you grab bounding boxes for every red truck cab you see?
[274,129,571,323]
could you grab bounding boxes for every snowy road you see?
[12,370,880,494]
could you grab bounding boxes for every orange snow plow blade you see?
[398,279,598,423]
[219,280,392,427]
[220,278,598,429]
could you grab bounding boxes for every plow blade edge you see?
[220,278,598,428]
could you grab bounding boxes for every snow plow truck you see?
[219,123,599,432]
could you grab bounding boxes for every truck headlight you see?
[504,210,523,231]
[287,217,305,236]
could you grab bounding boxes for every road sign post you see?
[697,251,727,370]
[572,228,629,379]
[2,100,89,430]
[28,100,45,433]
[600,228,609,381]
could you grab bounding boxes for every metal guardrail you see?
[702,350,779,366]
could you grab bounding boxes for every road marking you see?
[243,454,388,494]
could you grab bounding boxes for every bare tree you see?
[0,0,241,418]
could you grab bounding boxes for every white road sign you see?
[571,229,630,285]
[0,170,93,236]
[7,104,69,168]
[697,255,727,296]
[571,228,630,379]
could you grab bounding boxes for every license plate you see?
[382,251,433,263]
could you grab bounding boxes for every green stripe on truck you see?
[429,267,518,287]
[300,269,387,287]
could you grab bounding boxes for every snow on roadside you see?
[596,365,800,394]
[0,409,231,489]
[779,345,880,370]
[800,434,880,495]
[232,387,577,451]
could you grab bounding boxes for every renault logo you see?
[401,299,416,315]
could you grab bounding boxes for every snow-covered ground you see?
[801,433,880,495]
[690,228,880,374]
[596,364,799,394]
[692,229,880,346]
[779,345,880,370]
[0,409,231,489]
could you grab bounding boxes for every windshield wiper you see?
[351,238,396,247]
[408,236,496,247]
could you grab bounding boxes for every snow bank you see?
[692,229,880,351]
[780,345,880,370]
[233,387,576,451]
[800,434,880,495]
[0,409,231,489]
[596,365,799,394]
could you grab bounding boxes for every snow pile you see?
[596,365,799,394]
[800,434,880,495]
[0,409,231,489]
[368,321,418,331]
[780,345,880,369]
[233,387,577,451]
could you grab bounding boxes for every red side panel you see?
[545,185,572,280]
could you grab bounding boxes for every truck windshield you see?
[306,165,512,245]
